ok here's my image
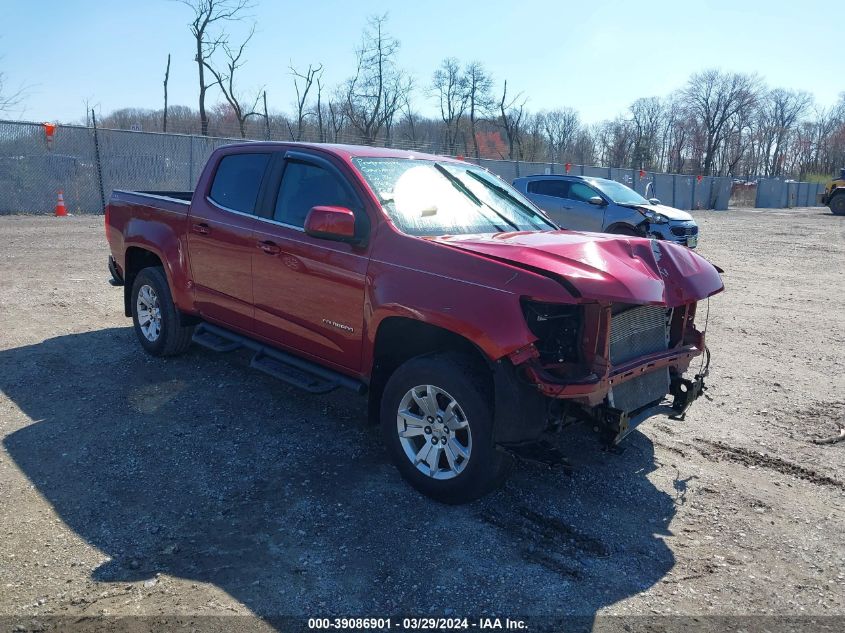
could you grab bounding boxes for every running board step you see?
[250,351,339,394]
[192,327,242,352]
[189,321,366,395]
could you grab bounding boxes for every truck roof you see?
[216,141,462,163]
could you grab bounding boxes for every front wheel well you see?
[368,317,492,425]
[606,222,645,236]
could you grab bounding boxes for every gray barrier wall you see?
[0,119,827,215]
[754,178,825,208]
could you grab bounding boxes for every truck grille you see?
[608,305,669,365]
[608,305,671,413]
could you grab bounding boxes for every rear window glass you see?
[208,153,271,214]
[528,179,569,198]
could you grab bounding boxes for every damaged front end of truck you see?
[514,297,711,447]
[438,230,723,452]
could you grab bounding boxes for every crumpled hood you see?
[433,230,723,306]
[636,203,694,222]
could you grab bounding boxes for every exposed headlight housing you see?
[521,300,582,364]
[641,208,669,224]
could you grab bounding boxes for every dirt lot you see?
[0,208,843,628]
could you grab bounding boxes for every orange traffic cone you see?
[54,191,68,217]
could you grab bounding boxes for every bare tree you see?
[497,80,526,159]
[315,74,325,142]
[327,87,347,143]
[203,25,263,138]
[179,0,252,135]
[262,90,270,139]
[682,69,761,175]
[0,67,26,115]
[342,14,406,145]
[661,94,691,173]
[629,97,662,169]
[543,108,580,163]
[162,54,171,132]
[431,58,468,154]
[595,117,634,168]
[756,88,812,176]
[398,90,420,146]
[288,63,323,141]
[464,61,494,158]
[382,74,412,147]
[522,112,546,161]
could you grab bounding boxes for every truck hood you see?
[432,230,723,306]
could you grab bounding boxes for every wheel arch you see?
[605,222,645,236]
[123,246,165,317]
[367,316,493,426]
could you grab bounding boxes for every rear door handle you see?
[257,240,281,255]
[191,222,210,235]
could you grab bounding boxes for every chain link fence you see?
[0,119,827,215]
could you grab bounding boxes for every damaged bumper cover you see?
[519,342,704,406]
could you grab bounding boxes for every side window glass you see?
[567,182,598,203]
[208,153,271,214]
[528,179,569,198]
[274,161,356,227]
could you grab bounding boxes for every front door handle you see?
[257,240,281,255]
[191,222,210,235]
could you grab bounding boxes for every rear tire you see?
[380,352,510,504]
[829,193,845,216]
[130,267,194,357]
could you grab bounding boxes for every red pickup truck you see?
[105,142,723,503]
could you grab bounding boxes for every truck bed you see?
[106,190,194,291]
[112,189,193,205]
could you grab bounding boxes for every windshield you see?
[352,157,557,237]
[590,178,650,206]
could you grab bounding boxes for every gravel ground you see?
[0,209,843,628]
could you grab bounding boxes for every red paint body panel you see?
[304,206,356,239]
[186,198,258,333]
[105,142,724,402]
[251,221,369,370]
[432,230,723,307]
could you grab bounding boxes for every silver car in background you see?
[513,175,699,248]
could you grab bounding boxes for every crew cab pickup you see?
[105,142,723,503]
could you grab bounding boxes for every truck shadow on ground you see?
[2,327,677,624]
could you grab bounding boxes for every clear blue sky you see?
[1,0,840,124]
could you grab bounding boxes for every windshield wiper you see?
[433,163,518,232]
[463,170,557,229]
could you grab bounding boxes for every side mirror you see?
[587,196,605,206]
[649,198,661,205]
[304,206,357,242]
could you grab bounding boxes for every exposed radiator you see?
[608,305,669,365]
[608,305,671,413]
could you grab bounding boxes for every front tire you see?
[380,352,510,504]
[829,193,845,216]
[130,267,194,357]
